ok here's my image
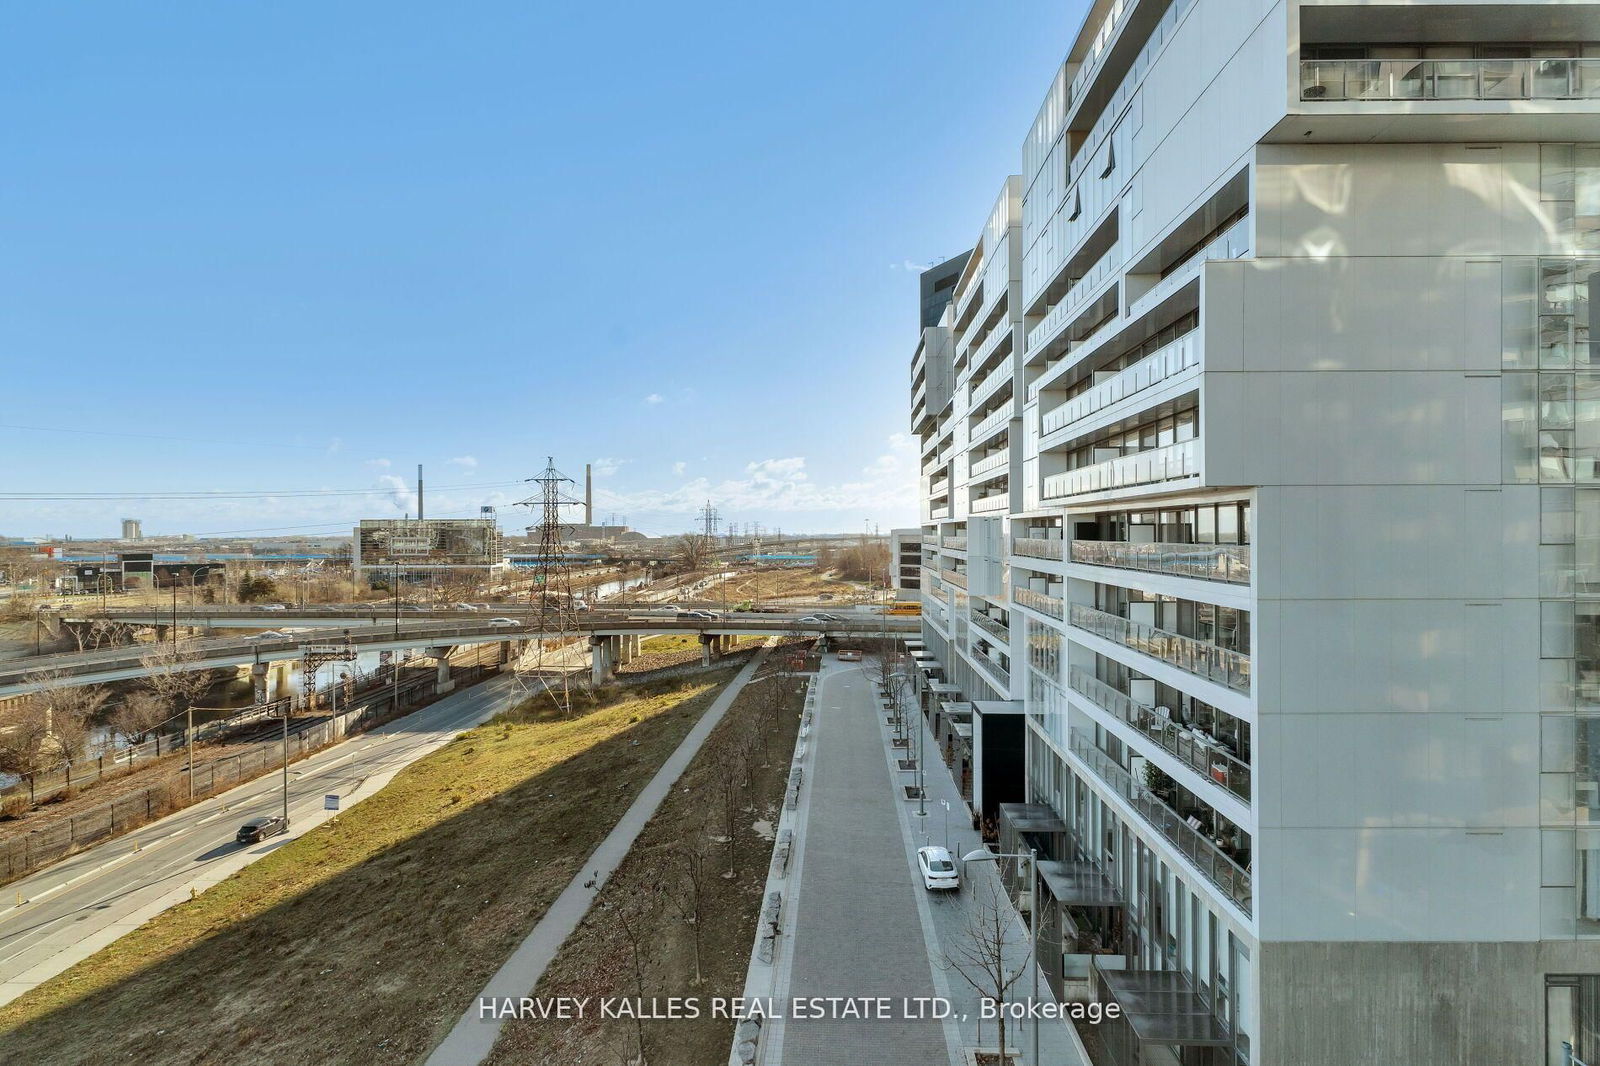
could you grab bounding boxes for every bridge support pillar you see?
[616,635,634,666]
[427,646,456,694]
[251,662,269,705]
[700,633,719,667]
[590,635,616,686]
[498,640,514,671]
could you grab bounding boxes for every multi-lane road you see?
[0,670,530,1006]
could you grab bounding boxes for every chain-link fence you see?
[0,655,496,885]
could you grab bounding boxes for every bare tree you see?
[667,843,712,985]
[713,745,744,879]
[140,639,215,714]
[674,534,714,573]
[942,874,1029,1063]
[112,691,171,745]
[0,673,108,776]
[609,884,658,1066]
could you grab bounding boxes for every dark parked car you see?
[236,815,290,845]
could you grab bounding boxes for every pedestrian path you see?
[765,659,957,1066]
[765,654,1089,1066]
[425,647,770,1066]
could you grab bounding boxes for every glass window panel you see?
[1547,715,1579,773]
[1545,487,1577,544]
[1546,374,1578,428]
[1546,317,1576,369]
[1547,261,1577,315]
[1217,504,1239,543]
[1197,505,1216,544]
[1545,429,1578,482]
[1508,372,1543,483]
[1546,599,1577,658]
[1545,144,1577,203]
[1507,257,1541,369]
[1547,829,1578,887]
[1544,544,1578,597]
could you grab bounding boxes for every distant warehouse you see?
[353,518,503,575]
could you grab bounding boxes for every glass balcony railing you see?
[942,535,967,551]
[1069,540,1251,585]
[971,493,1009,514]
[1068,602,1251,694]
[970,400,1016,443]
[971,611,1010,643]
[1042,438,1198,500]
[1012,535,1066,561]
[1026,242,1122,356]
[1069,668,1251,803]
[941,568,968,589]
[1300,57,1600,102]
[1014,587,1065,620]
[1069,730,1252,916]
[1040,332,1199,437]
[970,450,1010,478]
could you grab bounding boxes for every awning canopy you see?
[928,680,962,694]
[1096,968,1233,1047]
[938,699,973,719]
[972,699,1025,716]
[997,802,1068,835]
[1037,859,1123,907]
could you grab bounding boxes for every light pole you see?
[941,799,951,851]
[963,846,1040,1066]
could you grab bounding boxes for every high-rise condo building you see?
[912,2,1600,1062]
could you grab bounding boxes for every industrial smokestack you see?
[417,464,424,521]
[585,464,593,525]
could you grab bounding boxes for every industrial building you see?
[890,528,922,594]
[353,518,503,575]
[912,2,1600,1063]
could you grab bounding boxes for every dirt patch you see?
[0,668,745,1066]
[484,665,807,1066]
[618,635,766,675]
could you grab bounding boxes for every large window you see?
[1548,975,1600,1066]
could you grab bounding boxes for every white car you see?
[248,630,289,641]
[486,617,522,628]
[917,846,960,891]
[796,615,826,624]
[256,603,288,612]
[454,602,480,612]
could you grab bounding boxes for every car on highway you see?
[796,615,827,624]
[247,630,290,641]
[916,846,960,891]
[486,617,522,628]
[400,605,426,612]
[236,814,290,845]
[811,612,844,622]
[453,602,480,611]
[676,610,715,622]
[255,603,288,612]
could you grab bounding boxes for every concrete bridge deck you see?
[0,614,916,697]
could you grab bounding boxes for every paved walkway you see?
[426,646,771,1066]
[766,656,1089,1066]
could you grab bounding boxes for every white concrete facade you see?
[913,1,1600,1062]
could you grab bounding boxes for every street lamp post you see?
[963,846,1040,1066]
[941,799,952,851]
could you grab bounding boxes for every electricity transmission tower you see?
[517,457,584,712]
[699,500,719,541]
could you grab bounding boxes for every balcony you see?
[930,504,951,520]
[969,360,1013,411]
[1069,540,1250,585]
[1040,332,1199,437]
[971,493,1010,514]
[941,567,968,590]
[1068,731,1252,916]
[971,610,1010,644]
[921,534,938,546]
[1069,668,1250,804]
[1128,215,1250,323]
[1042,438,1198,501]
[941,535,968,552]
[970,399,1016,445]
[1014,586,1064,621]
[1069,603,1250,694]
[967,317,1014,380]
[1300,57,1600,103]
[1027,242,1122,356]
[970,450,1010,478]
[1012,534,1066,562]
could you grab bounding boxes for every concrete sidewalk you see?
[426,646,771,1066]
[764,655,1089,1066]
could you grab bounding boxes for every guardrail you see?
[1069,730,1251,916]
[1012,536,1065,562]
[1069,668,1250,803]
[1013,587,1065,621]
[1300,57,1600,102]
[1040,332,1199,438]
[1042,438,1198,500]
[971,612,1010,643]
[1068,540,1250,585]
[970,399,1016,443]
[1068,603,1250,694]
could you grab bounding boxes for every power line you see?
[0,479,526,502]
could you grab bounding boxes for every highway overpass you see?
[0,613,917,697]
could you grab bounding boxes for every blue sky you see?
[0,0,1085,540]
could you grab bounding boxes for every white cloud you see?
[448,455,478,471]
[591,457,623,477]
[376,475,417,514]
[591,450,915,520]
[364,458,391,470]
[643,393,664,405]
[672,461,687,476]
